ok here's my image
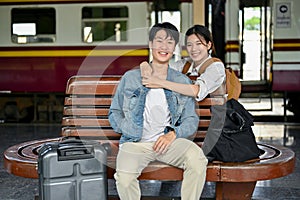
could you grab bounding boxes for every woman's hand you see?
[140,61,164,88]
[142,75,164,88]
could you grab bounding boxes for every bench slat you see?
[61,128,207,140]
[63,107,211,117]
[64,97,223,106]
[67,75,121,84]
[64,97,112,106]
[67,83,118,95]
[62,128,121,138]
[64,108,110,116]
[62,118,211,128]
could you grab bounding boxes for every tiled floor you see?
[1,97,300,199]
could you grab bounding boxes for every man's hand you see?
[153,131,176,154]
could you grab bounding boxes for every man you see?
[108,22,208,200]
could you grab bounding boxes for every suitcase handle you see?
[58,142,95,161]
[57,138,110,160]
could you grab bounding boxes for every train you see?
[0,0,299,122]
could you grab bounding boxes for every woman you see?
[141,24,226,101]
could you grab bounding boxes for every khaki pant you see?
[114,138,208,200]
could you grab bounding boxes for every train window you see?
[82,7,128,43]
[11,8,56,44]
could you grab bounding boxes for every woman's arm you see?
[142,75,199,97]
[140,61,199,97]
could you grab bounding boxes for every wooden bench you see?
[4,75,296,200]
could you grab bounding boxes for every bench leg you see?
[215,181,256,200]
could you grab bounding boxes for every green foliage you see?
[245,16,260,30]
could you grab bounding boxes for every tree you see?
[245,16,260,30]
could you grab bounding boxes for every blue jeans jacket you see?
[108,68,199,144]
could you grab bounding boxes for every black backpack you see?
[202,99,261,162]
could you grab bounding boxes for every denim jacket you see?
[108,67,199,144]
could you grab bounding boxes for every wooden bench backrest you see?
[61,75,225,147]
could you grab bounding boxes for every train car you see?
[0,1,150,89]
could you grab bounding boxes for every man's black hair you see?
[149,22,179,45]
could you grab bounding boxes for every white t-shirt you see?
[141,88,171,142]
[171,57,226,101]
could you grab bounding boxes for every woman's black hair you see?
[149,22,179,45]
[185,25,216,56]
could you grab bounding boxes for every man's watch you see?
[166,126,174,132]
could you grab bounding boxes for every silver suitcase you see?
[38,138,108,200]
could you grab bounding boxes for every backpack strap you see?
[182,61,192,75]
[197,57,227,99]
[198,57,222,75]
